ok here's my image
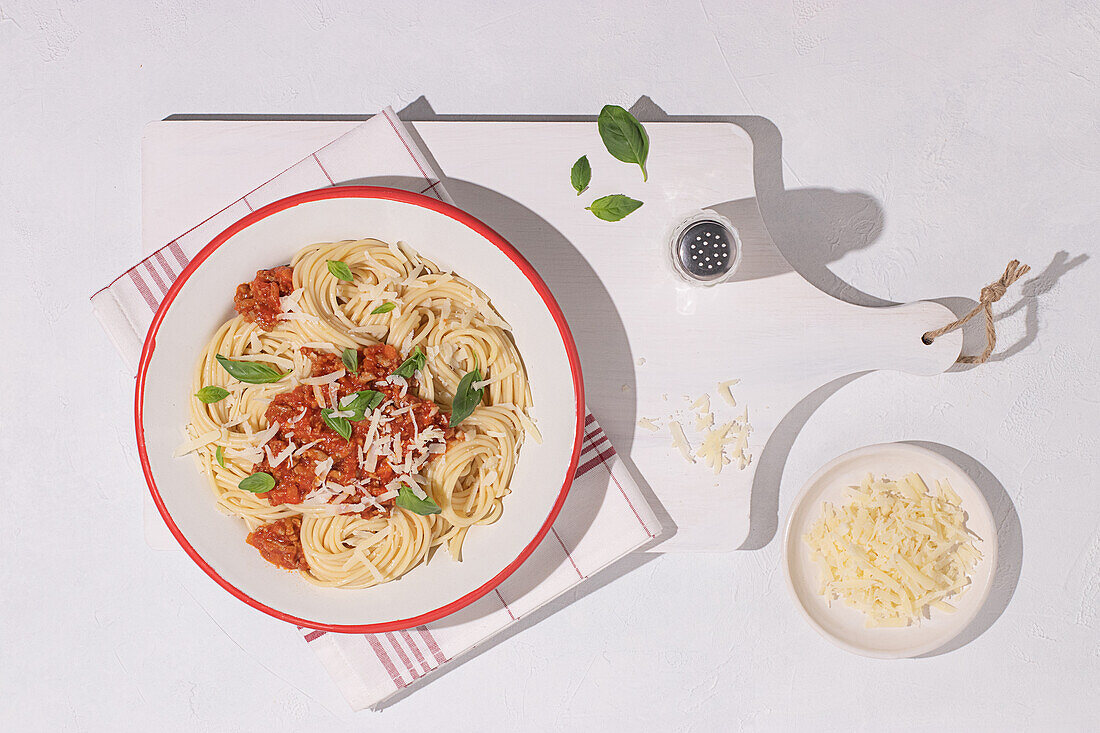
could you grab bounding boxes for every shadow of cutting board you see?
[142,119,962,552]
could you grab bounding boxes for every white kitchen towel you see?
[91,108,663,710]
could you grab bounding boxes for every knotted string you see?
[922,260,1031,364]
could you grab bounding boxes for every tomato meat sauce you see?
[246,517,309,571]
[245,344,454,571]
[233,266,295,330]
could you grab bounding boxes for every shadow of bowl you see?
[904,441,1023,655]
[439,177,675,536]
[340,174,674,612]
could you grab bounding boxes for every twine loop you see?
[922,260,1031,364]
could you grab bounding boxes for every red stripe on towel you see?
[552,527,584,579]
[365,634,406,689]
[312,153,335,185]
[127,269,158,311]
[495,589,517,621]
[417,626,448,664]
[384,632,421,681]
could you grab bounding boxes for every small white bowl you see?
[783,442,997,658]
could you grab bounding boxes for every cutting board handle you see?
[842,300,963,376]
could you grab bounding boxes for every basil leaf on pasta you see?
[239,472,275,493]
[341,348,358,373]
[326,260,354,282]
[371,302,396,314]
[321,408,353,440]
[396,484,442,515]
[195,385,229,404]
[215,355,286,384]
[449,369,484,427]
[215,445,225,468]
[340,389,384,422]
[392,346,426,379]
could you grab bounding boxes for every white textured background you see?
[2,1,1098,730]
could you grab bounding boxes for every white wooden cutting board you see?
[142,119,961,552]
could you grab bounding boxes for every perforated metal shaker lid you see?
[668,210,742,285]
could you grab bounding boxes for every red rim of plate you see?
[135,186,585,633]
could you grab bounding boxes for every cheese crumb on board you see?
[668,421,693,463]
[643,379,754,476]
[803,473,982,628]
[718,379,740,407]
[694,417,753,474]
[694,411,714,432]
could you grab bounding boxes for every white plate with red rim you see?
[783,442,997,658]
[136,186,585,633]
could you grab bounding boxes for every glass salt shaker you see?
[667,210,742,286]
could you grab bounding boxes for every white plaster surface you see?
[2,1,1098,730]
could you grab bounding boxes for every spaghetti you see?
[178,238,533,588]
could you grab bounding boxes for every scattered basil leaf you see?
[396,484,442,515]
[215,445,225,468]
[371,302,396,314]
[341,347,358,373]
[585,194,643,222]
[195,385,229,404]
[598,105,650,181]
[449,368,484,427]
[326,260,354,282]
[239,472,275,493]
[571,155,591,196]
[342,389,384,422]
[392,346,426,379]
[321,408,353,440]
[215,355,286,384]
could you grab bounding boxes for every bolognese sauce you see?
[233,265,295,330]
[243,344,456,571]
[247,344,453,567]
[246,517,309,571]
[185,238,531,588]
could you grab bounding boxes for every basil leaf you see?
[585,194,643,222]
[195,385,229,404]
[392,345,426,379]
[341,347,358,373]
[570,155,591,196]
[321,408,353,440]
[215,355,286,384]
[395,484,442,515]
[371,302,396,314]
[215,445,225,468]
[597,105,650,181]
[341,389,384,421]
[449,369,484,427]
[327,260,354,282]
[239,472,275,493]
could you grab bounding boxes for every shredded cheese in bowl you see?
[803,472,982,628]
